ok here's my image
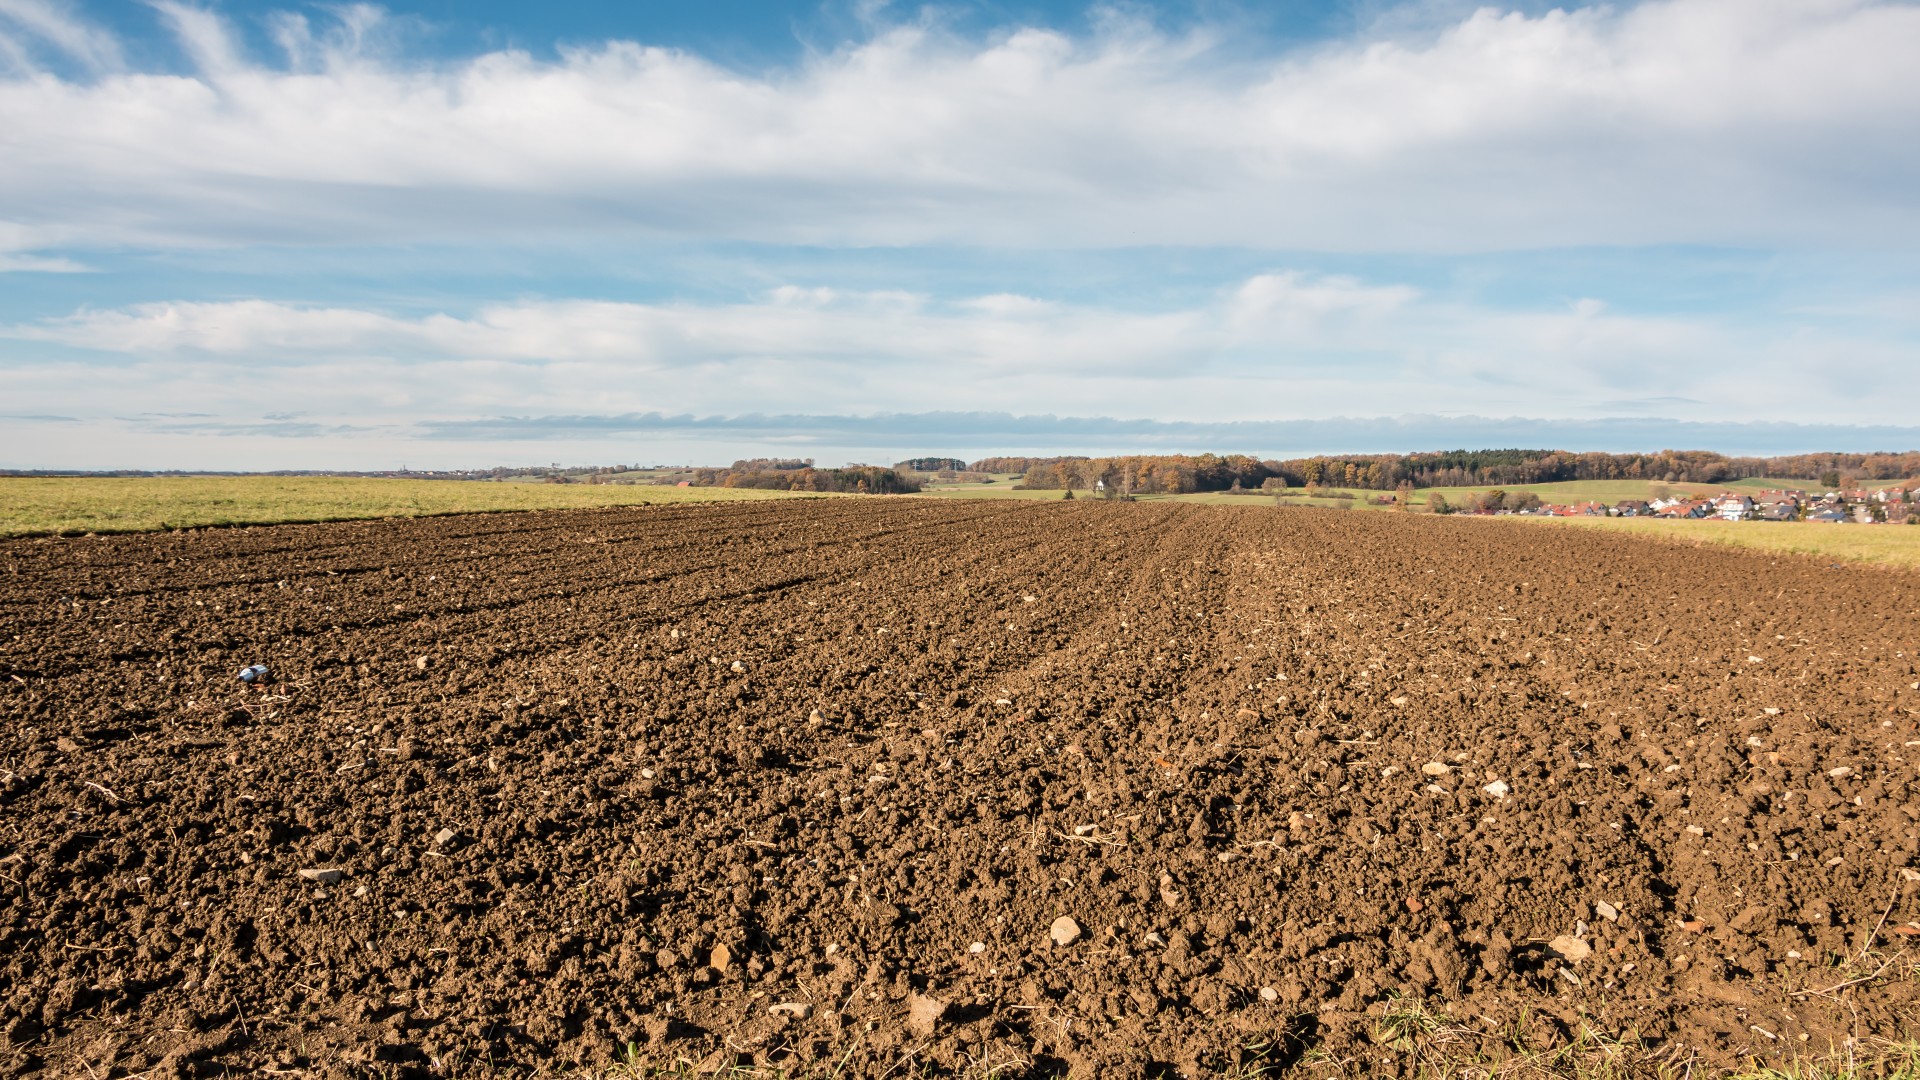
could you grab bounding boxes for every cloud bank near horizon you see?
[7,409,1918,473]
[1,274,1907,441]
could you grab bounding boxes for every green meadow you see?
[0,475,810,538]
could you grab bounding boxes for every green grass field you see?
[912,474,1065,500]
[0,476,811,538]
[1498,513,1920,569]
[913,486,1066,500]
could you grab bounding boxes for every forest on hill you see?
[974,449,1920,494]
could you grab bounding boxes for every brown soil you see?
[2,501,1918,1078]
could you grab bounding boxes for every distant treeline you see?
[729,458,814,471]
[895,457,968,473]
[969,449,1920,494]
[1273,449,1920,489]
[969,457,1088,475]
[988,455,1271,495]
[691,464,920,494]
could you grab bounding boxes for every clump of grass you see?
[1375,995,1454,1052]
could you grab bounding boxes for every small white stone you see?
[1420,761,1451,777]
[731,660,747,673]
[1482,780,1511,799]
[1829,766,1853,779]
[434,828,456,846]
[1049,916,1082,947]
[1596,901,1620,922]
[1259,987,1278,1002]
[968,941,986,954]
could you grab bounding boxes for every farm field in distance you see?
[0,475,810,538]
[1508,513,1920,570]
[918,477,1920,569]
[3,499,1918,1078]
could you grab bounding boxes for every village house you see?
[1665,499,1713,518]
[1713,494,1755,521]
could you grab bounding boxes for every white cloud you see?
[0,253,86,272]
[0,219,86,272]
[0,0,123,73]
[4,272,1912,434]
[0,0,1915,254]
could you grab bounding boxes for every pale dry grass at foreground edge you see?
[418,1037,1920,1080]
[1494,513,1920,571]
[0,476,814,537]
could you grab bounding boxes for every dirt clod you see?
[1548,935,1592,963]
[906,993,948,1036]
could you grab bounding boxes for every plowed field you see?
[3,501,1918,1078]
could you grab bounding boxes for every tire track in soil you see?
[2,501,1918,1078]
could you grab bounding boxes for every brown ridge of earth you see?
[1,500,1918,1078]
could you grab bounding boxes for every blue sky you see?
[1,0,1918,469]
